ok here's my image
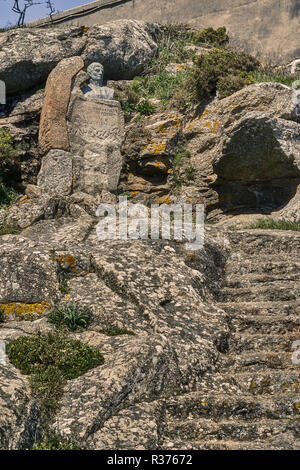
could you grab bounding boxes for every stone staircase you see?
[161,230,300,450]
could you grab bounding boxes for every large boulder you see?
[0,21,158,95]
[82,20,158,79]
[0,26,85,94]
[38,56,84,154]
[182,82,300,218]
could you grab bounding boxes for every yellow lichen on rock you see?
[0,301,50,317]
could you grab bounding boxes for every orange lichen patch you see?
[19,195,31,205]
[50,254,77,273]
[210,121,222,133]
[143,143,167,154]
[0,302,50,316]
[156,195,171,204]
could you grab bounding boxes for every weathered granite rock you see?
[0,364,40,450]
[82,20,158,80]
[182,82,300,219]
[0,26,85,94]
[38,57,84,154]
[37,149,74,196]
[214,112,300,181]
[0,91,44,184]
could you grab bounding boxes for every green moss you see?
[7,332,104,414]
[33,431,82,450]
[48,303,93,331]
[0,222,21,235]
[194,26,229,47]
[247,219,300,231]
[99,328,135,337]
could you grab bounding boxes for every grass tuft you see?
[247,219,300,231]
[48,303,93,331]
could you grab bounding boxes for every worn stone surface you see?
[0,26,85,94]
[82,20,158,80]
[0,364,40,450]
[37,149,74,196]
[67,96,125,193]
[38,56,84,154]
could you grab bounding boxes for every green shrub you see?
[136,99,155,116]
[0,180,19,208]
[33,431,82,450]
[217,72,255,98]
[194,26,229,47]
[187,48,259,101]
[247,219,300,231]
[48,303,93,331]
[7,332,104,413]
[0,129,19,182]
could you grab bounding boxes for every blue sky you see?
[1,1,91,27]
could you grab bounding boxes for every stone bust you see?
[82,62,115,100]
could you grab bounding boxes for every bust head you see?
[87,62,104,87]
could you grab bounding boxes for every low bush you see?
[7,332,104,413]
[48,303,93,331]
[0,180,19,208]
[194,26,229,47]
[33,431,81,450]
[0,129,20,183]
[187,48,260,101]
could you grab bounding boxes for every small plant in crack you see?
[48,303,93,331]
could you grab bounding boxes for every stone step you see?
[225,258,300,278]
[165,393,300,421]
[226,314,300,335]
[229,332,299,353]
[226,230,300,257]
[164,417,299,443]
[196,371,300,396]
[220,351,296,372]
[217,301,300,317]
[161,436,300,450]
[225,278,300,290]
[219,285,298,302]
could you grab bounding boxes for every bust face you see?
[87,62,104,85]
